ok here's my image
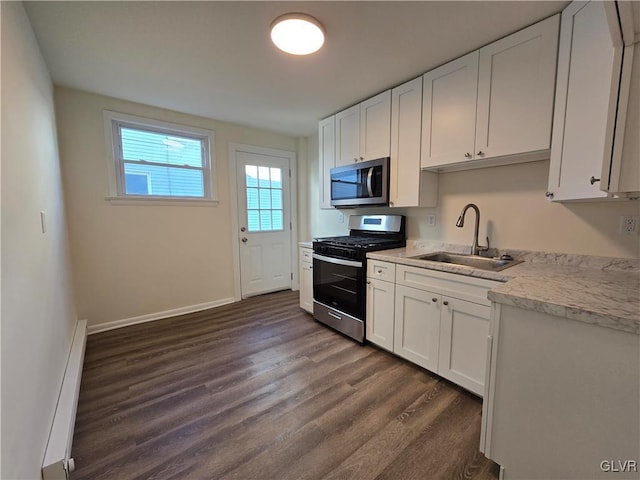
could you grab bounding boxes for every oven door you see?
[312,253,365,320]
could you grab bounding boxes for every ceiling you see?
[24,1,569,137]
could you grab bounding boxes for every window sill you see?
[105,196,219,207]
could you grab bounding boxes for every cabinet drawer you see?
[300,247,313,264]
[396,265,499,306]
[367,260,396,282]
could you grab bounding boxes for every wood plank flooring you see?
[71,290,499,480]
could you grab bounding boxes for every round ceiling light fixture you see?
[270,13,325,55]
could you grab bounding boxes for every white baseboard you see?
[42,318,88,480]
[87,298,236,335]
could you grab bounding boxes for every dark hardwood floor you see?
[71,290,499,480]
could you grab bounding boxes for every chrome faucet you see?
[456,203,488,256]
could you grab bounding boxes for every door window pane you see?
[245,165,284,232]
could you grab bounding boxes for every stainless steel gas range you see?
[312,214,406,343]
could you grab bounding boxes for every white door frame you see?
[228,143,298,301]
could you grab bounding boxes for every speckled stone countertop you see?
[299,241,312,248]
[367,241,640,335]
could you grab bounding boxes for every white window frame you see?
[103,111,217,205]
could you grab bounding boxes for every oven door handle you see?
[366,167,374,197]
[313,253,363,268]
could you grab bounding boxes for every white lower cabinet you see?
[366,260,497,396]
[393,285,441,372]
[366,278,395,352]
[299,245,313,313]
[438,297,490,396]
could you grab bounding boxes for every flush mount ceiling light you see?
[270,13,325,55]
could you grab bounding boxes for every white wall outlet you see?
[337,211,344,223]
[426,214,436,227]
[620,215,639,235]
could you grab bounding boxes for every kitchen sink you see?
[410,252,522,272]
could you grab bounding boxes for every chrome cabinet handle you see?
[476,151,485,157]
[545,191,554,199]
[443,300,449,306]
[432,297,438,303]
[590,176,601,185]
[464,152,472,159]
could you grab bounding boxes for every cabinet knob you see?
[432,297,437,303]
[590,176,601,185]
[464,152,472,159]
[443,300,449,306]
[545,191,554,199]
[476,151,485,157]
[367,281,371,285]
[360,156,364,161]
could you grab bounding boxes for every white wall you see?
[305,135,640,259]
[55,87,299,327]
[1,3,78,478]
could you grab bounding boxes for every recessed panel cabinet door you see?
[475,15,559,159]
[318,116,335,209]
[438,297,490,397]
[335,104,360,167]
[421,51,479,168]
[394,285,440,372]
[360,90,391,161]
[366,278,395,351]
[548,1,622,201]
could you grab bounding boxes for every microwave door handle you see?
[366,167,374,197]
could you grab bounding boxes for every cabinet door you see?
[394,285,440,372]
[335,104,360,166]
[476,15,559,160]
[366,278,395,351]
[438,297,490,396]
[548,1,622,201]
[390,78,438,208]
[421,51,479,168]
[299,247,313,313]
[360,90,391,161]
[318,116,336,209]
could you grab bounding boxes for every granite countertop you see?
[299,241,313,248]
[368,242,640,335]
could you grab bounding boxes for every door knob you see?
[240,227,246,232]
[241,237,248,243]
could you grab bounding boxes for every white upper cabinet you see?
[476,15,559,159]
[391,77,438,207]
[360,90,391,161]
[335,90,391,166]
[421,15,559,171]
[548,0,637,201]
[318,116,336,209]
[335,104,360,167]
[421,52,479,168]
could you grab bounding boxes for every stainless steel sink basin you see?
[410,252,521,272]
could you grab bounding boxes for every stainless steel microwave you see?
[330,157,390,208]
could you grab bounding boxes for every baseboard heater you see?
[42,319,88,480]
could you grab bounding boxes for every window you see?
[104,111,216,203]
[245,165,284,232]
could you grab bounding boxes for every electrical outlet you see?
[620,215,639,235]
[337,211,344,223]
[426,214,436,227]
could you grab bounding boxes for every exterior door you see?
[236,150,292,297]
